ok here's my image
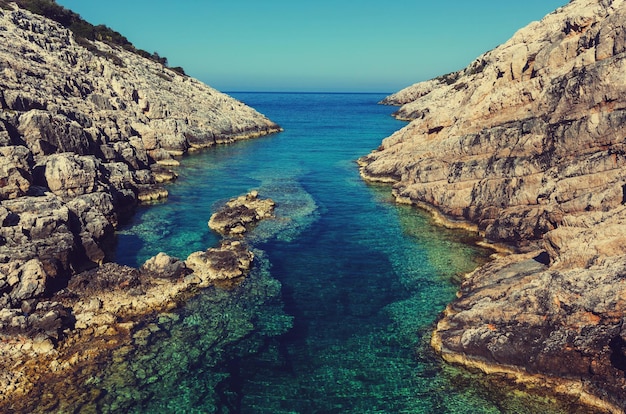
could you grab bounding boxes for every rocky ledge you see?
[360,0,626,411]
[208,190,276,236]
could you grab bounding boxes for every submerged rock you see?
[361,0,626,411]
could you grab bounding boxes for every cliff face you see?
[0,4,280,310]
[361,0,626,411]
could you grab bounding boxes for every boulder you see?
[0,194,74,276]
[8,259,47,303]
[66,192,117,266]
[66,263,142,297]
[141,252,189,280]
[44,153,101,199]
[0,146,33,200]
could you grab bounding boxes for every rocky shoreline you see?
[360,0,626,411]
[0,190,275,412]
[0,3,283,410]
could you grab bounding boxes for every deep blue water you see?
[107,93,570,413]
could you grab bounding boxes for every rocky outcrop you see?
[208,190,276,236]
[0,190,273,411]
[360,0,626,411]
[0,4,281,310]
[186,240,254,281]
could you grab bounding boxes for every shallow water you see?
[110,93,574,413]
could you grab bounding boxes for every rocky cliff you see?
[0,2,283,408]
[0,3,281,310]
[360,0,626,411]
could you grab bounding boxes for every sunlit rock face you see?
[0,3,288,411]
[361,0,626,411]
[0,4,281,307]
[208,191,276,237]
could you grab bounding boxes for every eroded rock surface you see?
[361,0,626,411]
[0,190,269,411]
[0,4,281,310]
[0,4,282,409]
[208,190,276,236]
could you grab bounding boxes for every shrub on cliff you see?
[9,0,185,73]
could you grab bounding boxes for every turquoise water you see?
[109,93,572,413]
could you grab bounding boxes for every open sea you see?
[109,93,574,413]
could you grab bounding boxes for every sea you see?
[108,93,576,413]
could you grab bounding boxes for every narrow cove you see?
[110,93,573,413]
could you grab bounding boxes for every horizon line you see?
[224,91,393,95]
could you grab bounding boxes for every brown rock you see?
[8,259,46,303]
[208,191,275,236]
[0,146,33,200]
[361,0,626,247]
[185,240,254,282]
[43,153,101,199]
[141,252,189,280]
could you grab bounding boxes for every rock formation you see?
[208,190,276,236]
[360,0,626,411]
[0,189,273,411]
[0,3,281,312]
[0,2,283,409]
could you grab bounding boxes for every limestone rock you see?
[0,2,281,315]
[67,263,142,297]
[208,191,276,236]
[185,240,254,282]
[8,259,47,303]
[66,192,117,267]
[0,194,75,294]
[43,153,101,199]
[141,253,189,280]
[361,0,626,410]
[361,0,626,247]
[0,3,284,410]
[433,253,626,412]
[0,146,33,200]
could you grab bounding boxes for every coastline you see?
[356,1,626,410]
[0,5,288,410]
[0,191,278,412]
[359,161,620,413]
[431,308,623,414]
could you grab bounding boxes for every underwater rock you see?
[209,191,276,236]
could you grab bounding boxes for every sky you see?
[55,0,567,93]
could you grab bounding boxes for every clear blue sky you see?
[55,0,566,92]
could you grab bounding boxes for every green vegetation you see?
[435,71,460,85]
[6,0,186,74]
